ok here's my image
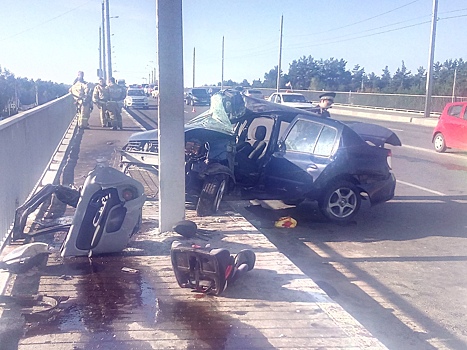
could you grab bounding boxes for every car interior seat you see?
[247,125,267,162]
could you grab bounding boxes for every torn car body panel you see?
[60,166,146,257]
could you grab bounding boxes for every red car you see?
[432,102,467,153]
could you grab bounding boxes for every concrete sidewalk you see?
[0,108,387,349]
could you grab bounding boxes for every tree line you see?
[0,66,69,119]
[221,57,467,97]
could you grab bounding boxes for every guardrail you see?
[257,88,465,114]
[0,94,75,247]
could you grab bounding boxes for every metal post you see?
[276,15,283,92]
[101,1,107,81]
[156,0,185,232]
[221,37,224,90]
[192,47,196,88]
[424,0,438,118]
[98,27,103,78]
[452,68,457,103]
[104,0,112,80]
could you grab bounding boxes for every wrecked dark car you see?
[120,90,401,223]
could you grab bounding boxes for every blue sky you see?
[0,1,465,87]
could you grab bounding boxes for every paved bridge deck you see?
[0,108,386,349]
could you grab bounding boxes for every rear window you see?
[282,94,306,103]
[192,89,208,96]
[447,105,463,118]
[128,89,145,96]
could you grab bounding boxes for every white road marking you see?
[397,180,446,196]
[401,144,467,160]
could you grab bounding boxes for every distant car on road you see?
[268,92,314,110]
[184,88,210,106]
[243,89,264,99]
[432,101,467,152]
[124,88,149,109]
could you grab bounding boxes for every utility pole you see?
[98,27,103,78]
[452,67,457,102]
[193,47,196,88]
[424,0,438,118]
[276,15,283,92]
[101,1,107,81]
[221,36,224,90]
[104,0,112,80]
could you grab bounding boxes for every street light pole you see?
[104,0,112,80]
[101,1,107,81]
[424,0,438,118]
[276,15,283,92]
[98,27,103,78]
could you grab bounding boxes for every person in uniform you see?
[92,78,110,127]
[311,92,336,118]
[69,71,92,129]
[106,77,125,130]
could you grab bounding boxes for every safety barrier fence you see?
[0,94,75,247]
[256,89,466,114]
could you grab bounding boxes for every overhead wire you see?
[0,0,95,42]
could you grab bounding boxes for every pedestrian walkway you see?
[0,108,387,349]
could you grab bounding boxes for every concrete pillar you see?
[156,0,185,232]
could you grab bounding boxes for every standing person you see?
[93,77,110,127]
[69,71,92,129]
[106,77,125,130]
[311,92,336,118]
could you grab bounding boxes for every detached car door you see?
[262,118,339,200]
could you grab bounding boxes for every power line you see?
[0,0,94,42]
[290,0,421,38]
[285,20,432,51]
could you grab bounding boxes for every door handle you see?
[306,164,318,172]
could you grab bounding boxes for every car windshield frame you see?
[191,88,209,97]
[282,94,307,103]
[127,89,145,97]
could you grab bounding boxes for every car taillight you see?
[386,149,392,170]
[122,187,138,201]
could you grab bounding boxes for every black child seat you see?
[170,241,255,296]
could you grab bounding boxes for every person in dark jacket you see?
[311,92,336,118]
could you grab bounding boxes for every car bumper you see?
[126,102,148,108]
[360,173,396,206]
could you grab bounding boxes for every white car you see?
[243,89,264,99]
[268,92,314,110]
[124,88,149,109]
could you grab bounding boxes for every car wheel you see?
[196,174,228,217]
[319,180,361,223]
[433,132,447,153]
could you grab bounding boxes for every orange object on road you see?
[274,216,297,228]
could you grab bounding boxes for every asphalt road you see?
[127,100,467,350]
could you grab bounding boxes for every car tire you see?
[196,174,228,217]
[319,180,361,223]
[433,132,447,153]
